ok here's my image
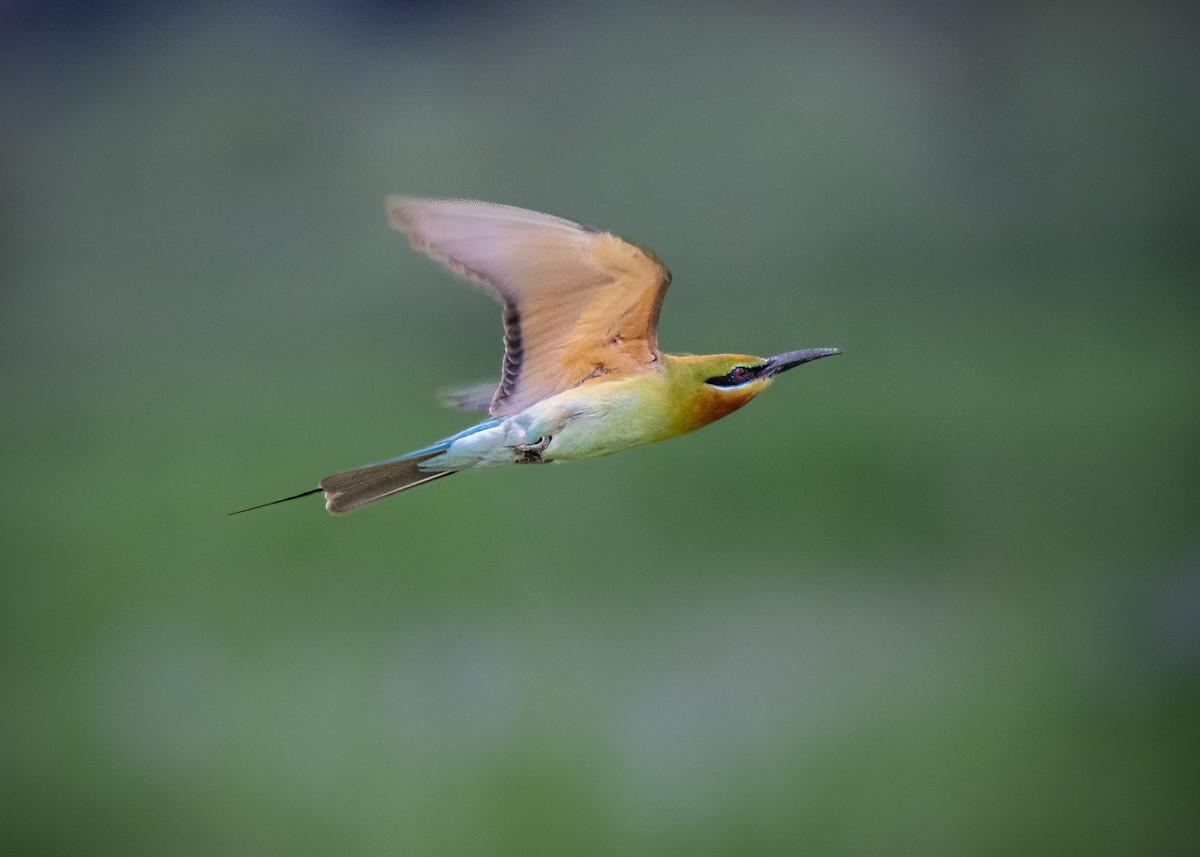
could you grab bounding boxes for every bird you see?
[232,197,840,515]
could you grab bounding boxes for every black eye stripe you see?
[705,364,766,387]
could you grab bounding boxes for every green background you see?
[3,2,1198,854]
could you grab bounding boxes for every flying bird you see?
[234,197,840,515]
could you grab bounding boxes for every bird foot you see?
[514,435,551,464]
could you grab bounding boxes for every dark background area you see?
[2,1,1198,854]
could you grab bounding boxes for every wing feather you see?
[388,197,671,417]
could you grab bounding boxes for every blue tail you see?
[319,419,502,514]
[231,420,503,516]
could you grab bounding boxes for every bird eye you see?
[705,364,761,387]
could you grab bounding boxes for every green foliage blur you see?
[2,2,1198,854]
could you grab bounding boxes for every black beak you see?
[762,347,841,377]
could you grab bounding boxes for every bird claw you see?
[514,435,551,464]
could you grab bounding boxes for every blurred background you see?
[2,0,1198,854]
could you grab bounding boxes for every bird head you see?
[666,348,841,434]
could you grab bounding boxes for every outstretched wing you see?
[388,197,672,418]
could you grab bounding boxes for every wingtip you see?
[386,195,416,232]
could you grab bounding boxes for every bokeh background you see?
[2,1,1198,854]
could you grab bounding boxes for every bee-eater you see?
[234,197,839,515]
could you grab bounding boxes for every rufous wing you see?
[388,197,672,418]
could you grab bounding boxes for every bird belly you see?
[421,381,670,470]
[541,412,646,460]
[418,411,614,470]
[533,386,667,461]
